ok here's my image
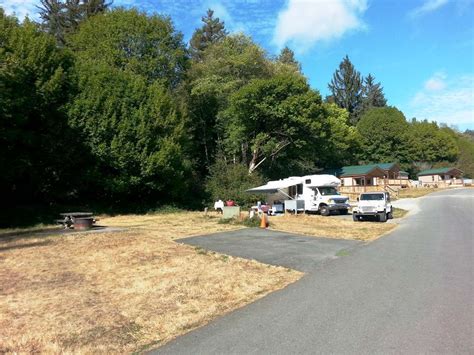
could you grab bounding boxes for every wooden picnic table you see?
[57,212,95,229]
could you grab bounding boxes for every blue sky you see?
[2,0,473,130]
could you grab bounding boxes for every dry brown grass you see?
[269,214,396,241]
[397,188,440,199]
[0,212,302,353]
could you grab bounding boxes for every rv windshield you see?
[318,187,339,196]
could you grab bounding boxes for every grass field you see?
[0,212,302,353]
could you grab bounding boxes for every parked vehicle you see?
[247,174,350,216]
[352,191,393,222]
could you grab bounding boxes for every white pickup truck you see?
[352,191,393,222]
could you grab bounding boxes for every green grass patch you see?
[335,249,350,257]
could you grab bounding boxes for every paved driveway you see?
[155,188,474,354]
[177,229,360,272]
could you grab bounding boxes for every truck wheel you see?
[320,205,330,216]
[378,212,387,222]
[353,214,360,222]
[340,209,348,215]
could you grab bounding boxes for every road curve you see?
[154,188,474,354]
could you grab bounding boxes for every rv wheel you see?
[320,205,330,216]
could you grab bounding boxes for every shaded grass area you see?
[0,212,302,353]
[0,203,188,229]
[269,214,397,242]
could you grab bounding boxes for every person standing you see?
[214,199,224,214]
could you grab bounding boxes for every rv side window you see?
[289,185,295,197]
[297,184,303,195]
[305,179,311,184]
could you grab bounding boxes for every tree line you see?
[1,3,472,225]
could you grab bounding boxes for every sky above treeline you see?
[2,0,473,130]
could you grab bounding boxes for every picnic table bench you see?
[56,212,97,230]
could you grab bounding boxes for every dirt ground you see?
[0,212,302,353]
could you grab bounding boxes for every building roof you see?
[326,164,385,177]
[326,162,397,177]
[418,167,463,176]
[377,162,399,171]
[399,171,409,176]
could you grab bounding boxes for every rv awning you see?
[246,178,302,194]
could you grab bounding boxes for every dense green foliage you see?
[357,107,410,165]
[0,11,79,205]
[357,108,461,175]
[186,34,271,173]
[205,156,264,207]
[1,7,472,226]
[222,73,325,176]
[68,9,191,202]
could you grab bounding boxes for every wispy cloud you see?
[272,0,368,52]
[409,73,474,126]
[424,72,446,91]
[0,0,40,20]
[408,0,449,18]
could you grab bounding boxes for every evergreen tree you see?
[328,55,363,125]
[362,74,387,107]
[277,46,301,71]
[38,0,110,44]
[189,9,227,60]
[356,73,387,119]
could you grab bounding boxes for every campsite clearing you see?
[0,208,407,352]
[0,213,302,353]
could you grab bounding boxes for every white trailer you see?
[247,174,350,216]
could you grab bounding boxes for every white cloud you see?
[424,72,446,91]
[409,74,474,126]
[409,0,449,18]
[272,0,368,51]
[0,0,40,20]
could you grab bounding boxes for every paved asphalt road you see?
[155,188,473,354]
[176,229,361,272]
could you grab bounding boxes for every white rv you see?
[247,174,350,216]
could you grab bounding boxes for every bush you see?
[216,215,265,228]
[240,216,263,227]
